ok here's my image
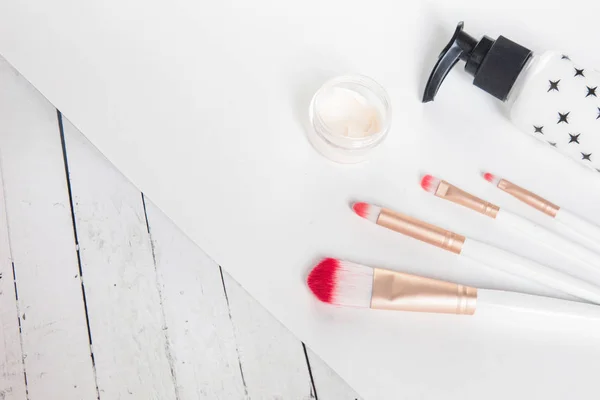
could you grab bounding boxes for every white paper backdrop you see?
[3,0,600,398]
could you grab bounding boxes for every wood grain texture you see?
[143,197,247,399]
[0,155,26,400]
[221,272,316,400]
[305,348,362,400]
[0,54,362,400]
[61,117,178,399]
[0,57,97,399]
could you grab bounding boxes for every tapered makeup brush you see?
[307,258,600,320]
[421,174,600,283]
[351,202,600,304]
[484,172,600,254]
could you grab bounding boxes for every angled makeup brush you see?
[307,258,600,320]
[484,172,600,254]
[421,174,600,284]
[351,202,600,304]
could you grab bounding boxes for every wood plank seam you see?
[56,110,100,399]
[0,140,29,399]
[218,266,249,398]
[141,193,181,400]
[9,261,28,400]
[302,343,318,400]
[0,59,99,397]
[62,115,178,399]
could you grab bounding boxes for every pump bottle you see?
[424,22,600,172]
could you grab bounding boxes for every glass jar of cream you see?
[308,75,391,163]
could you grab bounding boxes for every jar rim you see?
[309,74,392,151]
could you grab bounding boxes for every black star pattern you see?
[557,112,570,124]
[569,133,581,144]
[547,141,557,147]
[596,168,600,173]
[533,125,544,134]
[561,54,571,60]
[597,107,600,120]
[586,86,598,97]
[574,68,585,77]
[582,152,592,161]
[548,80,560,92]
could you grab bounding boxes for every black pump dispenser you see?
[422,22,532,103]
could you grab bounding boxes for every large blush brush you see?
[351,202,600,304]
[307,258,600,319]
[484,172,600,254]
[421,174,600,283]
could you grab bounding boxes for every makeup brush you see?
[351,202,600,304]
[484,172,600,254]
[307,258,600,320]
[421,174,600,283]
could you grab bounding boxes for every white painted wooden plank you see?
[305,348,362,400]
[146,194,363,400]
[0,57,97,399]
[0,54,362,400]
[61,117,177,399]
[221,272,315,400]
[0,159,26,399]
[143,197,247,399]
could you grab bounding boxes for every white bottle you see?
[424,22,600,172]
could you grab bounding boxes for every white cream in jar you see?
[308,75,391,163]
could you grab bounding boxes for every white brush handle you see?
[496,209,600,282]
[462,238,600,304]
[555,208,600,254]
[478,288,600,320]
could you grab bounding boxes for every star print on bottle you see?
[586,86,597,97]
[512,53,600,173]
[569,133,580,144]
[557,112,570,124]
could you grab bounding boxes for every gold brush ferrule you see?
[371,268,477,315]
[435,180,499,218]
[498,179,559,217]
[377,208,465,254]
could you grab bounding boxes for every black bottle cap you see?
[422,22,532,102]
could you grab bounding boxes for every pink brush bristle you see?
[307,258,338,304]
[420,174,440,194]
[307,259,373,308]
[483,172,500,185]
[352,202,369,219]
[351,202,381,223]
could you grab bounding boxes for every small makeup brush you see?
[421,175,600,283]
[484,172,600,254]
[307,258,600,320]
[351,202,600,304]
